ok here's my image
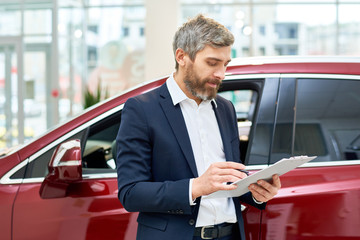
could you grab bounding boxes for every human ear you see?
[175,48,187,67]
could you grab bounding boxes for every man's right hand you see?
[192,162,248,200]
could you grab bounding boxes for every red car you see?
[1,56,360,240]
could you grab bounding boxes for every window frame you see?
[268,73,360,169]
[221,74,277,165]
[281,75,360,162]
[224,73,360,171]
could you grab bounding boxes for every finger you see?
[272,174,281,189]
[205,178,238,192]
[257,179,272,190]
[249,187,266,202]
[216,168,248,179]
[215,174,243,185]
[257,179,278,196]
[213,161,246,170]
[250,178,280,201]
[249,184,272,202]
[207,163,247,180]
[216,182,238,191]
[260,175,281,195]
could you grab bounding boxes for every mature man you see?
[116,14,281,240]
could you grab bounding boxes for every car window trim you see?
[280,73,360,81]
[8,159,360,184]
[244,159,360,171]
[229,73,360,166]
[18,172,119,184]
[280,74,360,161]
[225,73,281,80]
[273,73,360,166]
[0,158,29,184]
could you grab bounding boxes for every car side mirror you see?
[40,139,82,199]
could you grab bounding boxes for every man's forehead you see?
[196,45,232,62]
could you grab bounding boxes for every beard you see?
[183,64,221,101]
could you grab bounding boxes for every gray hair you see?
[173,14,234,70]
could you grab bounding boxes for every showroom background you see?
[0,0,359,151]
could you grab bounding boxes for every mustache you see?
[206,79,221,86]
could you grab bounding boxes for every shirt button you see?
[189,219,195,226]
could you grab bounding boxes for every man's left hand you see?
[248,174,281,203]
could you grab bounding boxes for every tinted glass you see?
[247,77,279,165]
[296,78,360,162]
[252,77,360,165]
[21,130,86,179]
[82,112,121,173]
[219,89,258,163]
[270,78,296,163]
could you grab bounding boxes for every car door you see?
[219,74,281,240]
[252,75,360,239]
[0,153,22,240]
[10,106,138,240]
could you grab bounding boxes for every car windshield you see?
[0,144,22,158]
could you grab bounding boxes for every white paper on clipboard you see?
[205,155,317,199]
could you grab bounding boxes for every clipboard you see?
[205,155,317,199]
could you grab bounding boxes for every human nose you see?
[214,66,226,80]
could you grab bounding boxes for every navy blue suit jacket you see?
[116,83,265,240]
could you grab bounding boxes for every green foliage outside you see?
[83,81,109,109]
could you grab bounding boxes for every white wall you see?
[145,0,180,81]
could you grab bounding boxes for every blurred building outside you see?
[0,0,359,150]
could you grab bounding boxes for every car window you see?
[269,77,360,163]
[247,78,280,165]
[269,78,298,163]
[218,79,264,163]
[219,89,258,163]
[295,78,360,162]
[82,111,121,174]
[9,110,121,181]
[20,130,86,179]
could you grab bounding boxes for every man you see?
[116,14,281,240]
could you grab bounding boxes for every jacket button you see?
[189,219,195,225]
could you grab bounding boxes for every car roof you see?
[229,55,360,65]
[226,56,360,76]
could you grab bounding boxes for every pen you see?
[227,169,249,185]
[238,169,249,176]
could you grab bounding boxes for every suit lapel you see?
[158,84,199,177]
[212,100,234,162]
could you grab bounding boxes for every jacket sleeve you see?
[116,97,193,215]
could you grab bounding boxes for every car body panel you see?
[260,164,360,239]
[0,185,18,240]
[0,153,21,240]
[13,179,138,240]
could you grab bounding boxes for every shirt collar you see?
[166,73,217,108]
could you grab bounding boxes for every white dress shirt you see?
[166,74,237,227]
